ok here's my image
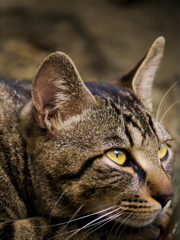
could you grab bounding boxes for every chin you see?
[118,214,158,228]
[129,217,156,227]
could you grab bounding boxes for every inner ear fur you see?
[32,52,96,129]
[111,37,165,112]
[111,55,146,90]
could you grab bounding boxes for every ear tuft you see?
[32,52,96,130]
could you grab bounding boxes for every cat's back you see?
[0,82,21,151]
[0,79,31,158]
[0,82,28,206]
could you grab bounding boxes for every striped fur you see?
[0,37,174,239]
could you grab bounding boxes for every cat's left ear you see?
[32,52,96,131]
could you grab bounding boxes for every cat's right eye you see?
[158,142,168,161]
[106,149,127,165]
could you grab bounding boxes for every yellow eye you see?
[158,142,168,161]
[106,149,127,165]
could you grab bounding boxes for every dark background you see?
[0,0,180,212]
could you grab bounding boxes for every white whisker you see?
[107,217,119,238]
[84,211,122,233]
[48,211,122,240]
[160,99,180,124]
[34,205,117,229]
[49,188,68,222]
[129,212,139,229]
[115,212,133,238]
[107,208,127,238]
[82,214,113,237]
[65,205,116,225]
[122,213,135,235]
[47,229,77,240]
[64,207,120,240]
[82,209,126,240]
[156,79,180,121]
[61,204,84,231]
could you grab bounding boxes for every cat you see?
[0,36,174,240]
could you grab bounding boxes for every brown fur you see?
[0,37,174,239]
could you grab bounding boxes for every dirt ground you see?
[0,0,180,208]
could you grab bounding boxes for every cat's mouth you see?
[122,215,157,227]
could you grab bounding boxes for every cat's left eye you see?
[158,142,168,161]
[106,149,127,165]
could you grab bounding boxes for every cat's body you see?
[0,37,174,240]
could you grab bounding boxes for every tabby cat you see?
[0,37,174,240]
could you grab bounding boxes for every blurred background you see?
[0,0,180,236]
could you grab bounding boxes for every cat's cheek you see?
[162,158,174,181]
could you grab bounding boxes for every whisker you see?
[129,212,139,228]
[61,204,84,231]
[49,188,68,222]
[49,213,119,240]
[35,205,116,229]
[65,205,116,225]
[122,212,137,238]
[82,209,125,240]
[47,229,77,240]
[81,214,114,238]
[156,79,180,121]
[63,207,120,240]
[160,99,180,124]
[115,212,133,238]
[107,208,128,238]
[85,210,123,232]
[107,217,119,238]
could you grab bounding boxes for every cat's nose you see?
[148,170,174,208]
[152,193,173,208]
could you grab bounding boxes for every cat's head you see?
[27,37,174,228]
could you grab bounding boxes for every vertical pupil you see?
[115,151,119,158]
[159,144,162,151]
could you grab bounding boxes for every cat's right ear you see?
[32,52,96,130]
[111,37,165,112]
[131,37,165,112]
[111,55,146,90]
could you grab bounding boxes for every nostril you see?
[153,193,174,208]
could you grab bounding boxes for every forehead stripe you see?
[125,127,133,146]
[123,114,146,139]
[146,113,158,139]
